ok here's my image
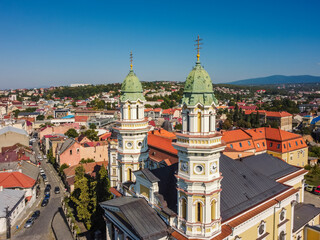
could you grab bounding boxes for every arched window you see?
[136,105,139,119]
[127,168,132,182]
[181,198,187,219]
[279,231,285,240]
[187,114,190,132]
[196,202,202,222]
[211,200,216,221]
[197,112,201,132]
[128,105,131,120]
[209,113,212,132]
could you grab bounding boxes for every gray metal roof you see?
[220,154,289,221]
[136,169,160,183]
[0,161,39,180]
[0,126,28,137]
[241,153,299,180]
[58,138,75,155]
[0,189,25,217]
[100,197,167,240]
[293,203,320,232]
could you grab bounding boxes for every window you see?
[270,142,273,147]
[211,200,216,220]
[257,143,260,148]
[70,150,72,155]
[262,142,265,147]
[280,209,286,221]
[196,202,202,222]
[283,144,286,149]
[289,143,291,147]
[181,198,187,219]
[76,148,79,154]
[277,144,280,149]
[258,221,265,236]
[248,141,251,146]
[239,142,243,147]
[136,105,139,119]
[230,144,233,149]
[300,140,303,144]
[279,231,285,240]
[295,141,298,146]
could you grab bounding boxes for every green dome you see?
[120,70,145,102]
[182,62,218,106]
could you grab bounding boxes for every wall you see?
[0,131,29,153]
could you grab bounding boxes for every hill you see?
[226,75,320,86]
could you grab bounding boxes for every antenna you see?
[194,35,203,62]
[130,51,133,70]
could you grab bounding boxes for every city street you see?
[12,141,72,240]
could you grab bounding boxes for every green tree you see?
[80,158,95,164]
[47,115,54,119]
[65,128,79,138]
[89,123,97,129]
[96,164,112,202]
[36,115,45,120]
[174,123,182,130]
[59,163,69,175]
[72,165,91,228]
[84,129,99,141]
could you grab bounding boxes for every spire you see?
[130,51,133,70]
[194,35,202,63]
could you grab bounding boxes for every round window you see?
[126,142,133,148]
[258,223,265,235]
[194,165,204,174]
[138,141,142,147]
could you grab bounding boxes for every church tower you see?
[173,36,226,238]
[114,52,150,191]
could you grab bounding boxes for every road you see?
[12,141,72,240]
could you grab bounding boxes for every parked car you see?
[43,155,47,159]
[54,186,60,194]
[42,174,47,180]
[46,184,51,189]
[31,210,40,220]
[44,187,50,195]
[24,218,34,228]
[44,193,50,200]
[305,184,315,193]
[40,169,45,174]
[314,185,320,195]
[41,198,49,207]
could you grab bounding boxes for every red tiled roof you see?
[148,129,177,155]
[75,115,89,122]
[0,172,36,188]
[110,187,122,197]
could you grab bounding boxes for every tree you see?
[59,163,69,175]
[80,158,95,164]
[96,164,112,202]
[71,165,91,229]
[174,123,182,130]
[89,123,97,129]
[47,115,54,119]
[84,129,99,141]
[65,128,79,138]
[36,115,45,120]
[222,120,232,130]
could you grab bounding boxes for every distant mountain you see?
[226,75,320,86]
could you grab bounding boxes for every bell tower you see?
[173,36,226,238]
[113,52,150,192]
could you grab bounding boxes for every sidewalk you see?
[52,208,73,240]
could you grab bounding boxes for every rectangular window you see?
[300,140,303,144]
[270,142,273,147]
[289,143,291,147]
[230,144,233,149]
[239,142,242,147]
[262,142,265,147]
[295,141,298,146]
[257,143,260,148]
[248,141,251,146]
[277,144,280,149]
[283,144,286,149]
[70,150,72,155]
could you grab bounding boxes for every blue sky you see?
[0,0,320,89]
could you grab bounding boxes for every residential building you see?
[222,127,308,167]
[0,126,29,153]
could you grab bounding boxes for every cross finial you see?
[130,51,133,70]
[194,35,203,62]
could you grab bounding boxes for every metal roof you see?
[58,138,75,155]
[0,189,25,217]
[220,154,289,221]
[0,126,29,137]
[241,153,299,180]
[136,168,160,183]
[100,197,167,240]
[293,203,320,232]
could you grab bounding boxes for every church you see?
[100,40,320,240]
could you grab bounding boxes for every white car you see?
[43,155,47,159]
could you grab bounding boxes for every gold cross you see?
[194,35,203,62]
[130,51,133,70]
